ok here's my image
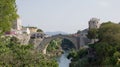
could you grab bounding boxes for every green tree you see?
[87,28,98,39]
[98,22,120,45]
[93,22,120,65]
[0,0,18,33]
[69,22,120,67]
[94,42,114,64]
[46,39,62,57]
[114,51,120,65]
[0,36,59,67]
[87,28,98,43]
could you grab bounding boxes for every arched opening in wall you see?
[61,38,75,51]
[46,38,76,56]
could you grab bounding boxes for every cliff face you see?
[12,34,43,49]
[29,38,43,48]
[12,34,30,45]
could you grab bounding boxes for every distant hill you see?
[45,31,68,36]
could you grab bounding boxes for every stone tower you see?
[88,18,100,29]
[12,18,22,30]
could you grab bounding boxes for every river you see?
[57,51,71,67]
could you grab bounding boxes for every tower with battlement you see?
[88,18,100,29]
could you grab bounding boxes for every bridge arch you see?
[37,35,79,54]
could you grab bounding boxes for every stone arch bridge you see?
[36,34,81,54]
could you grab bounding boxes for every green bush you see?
[0,36,58,67]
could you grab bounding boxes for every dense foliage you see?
[47,38,62,57]
[0,36,58,67]
[67,48,89,67]
[0,0,18,33]
[0,0,59,67]
[87,28,98,40]
[69,22,120,67]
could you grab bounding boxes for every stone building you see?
[5,18,22,35]
[88,18,100,29]
[12,18,22,30]
[27,27,37,33]
[22,27,30,34]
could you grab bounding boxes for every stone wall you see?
[13,34,30,45]
[29,38,43,48]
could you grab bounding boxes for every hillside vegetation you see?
[68,22,120,67]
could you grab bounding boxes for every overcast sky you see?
[16,0,120,33]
